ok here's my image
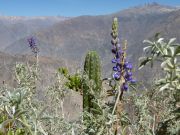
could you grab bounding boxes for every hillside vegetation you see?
[0,14,179,134]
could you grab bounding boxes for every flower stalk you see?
[110,17,136,134]
[27,36,39,72]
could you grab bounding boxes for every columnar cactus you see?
[84,51,101,91]
[83,51,102,112]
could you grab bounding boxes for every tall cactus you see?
[83,51,101,113]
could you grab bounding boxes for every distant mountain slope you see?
[1,3,180,85]
[0,51,63,84]
[0,16,69,49]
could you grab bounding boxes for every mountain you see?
[1,3,180,121]
[0,16,70,50]
[115,2,178,15]
[1,3,180,86]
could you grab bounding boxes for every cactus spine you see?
[83,51,101,113]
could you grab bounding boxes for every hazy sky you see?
[0,0,179,16]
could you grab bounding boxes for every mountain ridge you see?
[0,3,180,86]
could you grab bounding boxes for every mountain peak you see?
[115,3,179,16]
[143,2,178,11]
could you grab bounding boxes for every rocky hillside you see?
[1,3,180,86]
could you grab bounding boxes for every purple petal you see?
[113,72,120,80]
[126,71,132,76]
[113,66,118,71]
[130,79,136,83]
[111,59,116,63]
[122,83,128,91]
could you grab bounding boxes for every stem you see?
[17,118,34,135]
[154,42,165,56]
[36,53,39,74]
[152,115,156,135]
[61,100,64,119]
[34,120,37,135]
[71,127,75,135]
[112,84,122,115]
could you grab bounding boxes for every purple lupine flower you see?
[117,44,121,49]
[113,72,120,80]
[113,66,118,71]
[112,59,117,63]
[111,43,135,82]
[126,63,133,70]
[130,79,136,84]
[127,71,132,76]
[112,49,116,54]
[27,37,39,55]
[110,34,136,92]
[125,75,133,81]
[122,83,128,91]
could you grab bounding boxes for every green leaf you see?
[37,106,48,120]
[169,47,175,57]
[166,60,174,69]
[161,60,167,68]
[143,40,153,45]
[162,48,168,55]
[37,124,48,135]
[168,38,176,46]
[7,130,14,135]
[139,57,152,69]
[157,38,164,43]
[14,110,27,118]
[159,83,170,92]
[156,79,167,86]
[174,46,180,56]
[163,55,172,58]
[164,67,171,72]
[143,46,152,52]
[138,57,147,61]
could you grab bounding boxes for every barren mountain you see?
[1,3,180,86]
[0,16,69,49]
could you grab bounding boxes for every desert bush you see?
[135,35,180,135]
[0,63,47,135]
[58,67,82,92]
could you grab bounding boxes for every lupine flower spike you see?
[110,18,136,98]
[27,36,39,72]
[27,37,39,56]
[110,17,136,134]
